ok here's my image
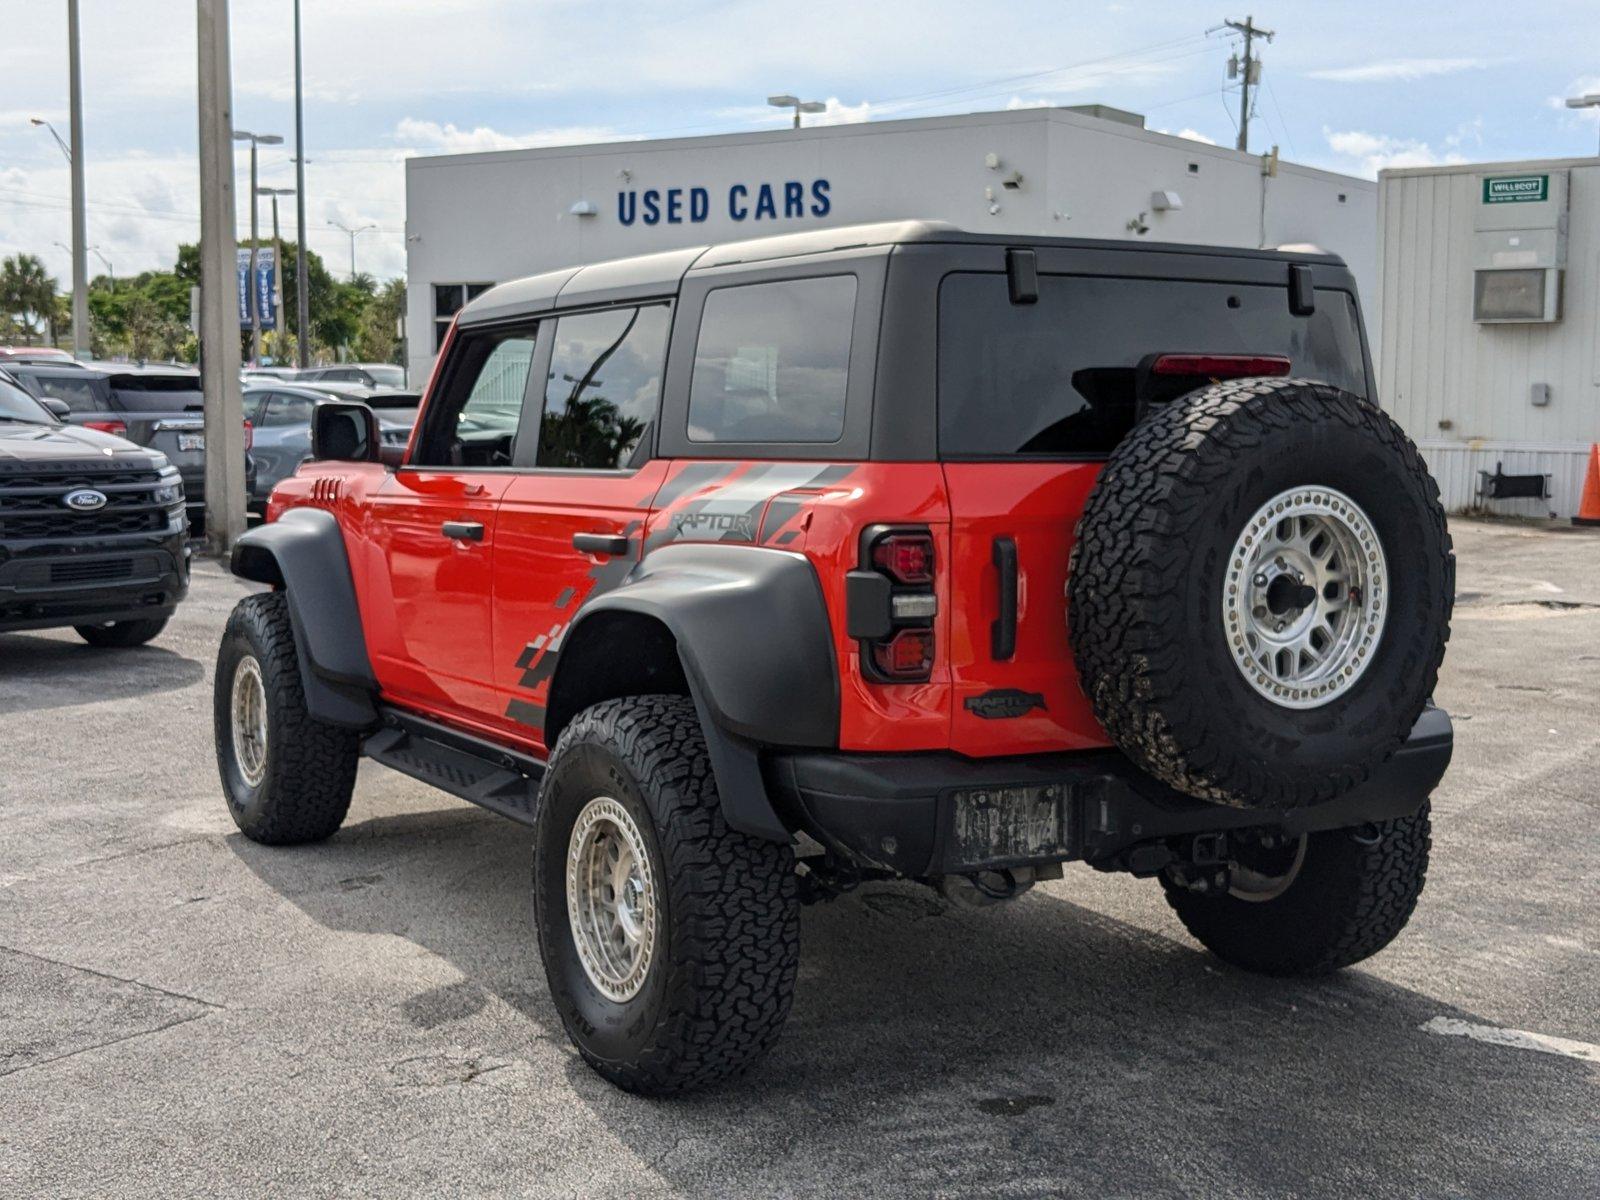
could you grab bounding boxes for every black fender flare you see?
[230,507,379,728]
[548,543,840,841]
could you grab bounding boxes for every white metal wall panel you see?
[1419,440,1594,520]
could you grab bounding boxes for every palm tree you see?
[0,254,60,345]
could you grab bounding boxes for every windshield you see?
[0,378,55,424]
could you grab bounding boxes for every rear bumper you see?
[766,705,1453,877]
[0,532,190,634]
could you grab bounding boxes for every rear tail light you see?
[1149,354,1292,379]
[871,628,934,679]
[85,420,127,437]
[243,419,254,450]
[871,531,935,585]
[855,526,937,683]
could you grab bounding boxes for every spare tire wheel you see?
[1067,377,1453,811]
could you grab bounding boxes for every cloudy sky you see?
[4,0,1596,286]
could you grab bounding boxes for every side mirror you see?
[41,397,71,420]
[311,400,381,462]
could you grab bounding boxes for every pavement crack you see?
[0,1010,213,1080]
[0,943,225,1011]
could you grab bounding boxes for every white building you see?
[405,105,1375,383]
[1378,157,1600,519]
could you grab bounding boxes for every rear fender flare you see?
[548,543,840,841]
[230,507,378,728]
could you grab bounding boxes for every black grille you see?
[50,558,136,584]
[0,465,175,542]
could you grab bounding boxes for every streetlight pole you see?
[293,0,311,369]
[233,130,282,367]
[767,93,826,129]
[1566,94,1600,157]
[66,0,89,358]
[261,188,294,360]
[328,220,375,279]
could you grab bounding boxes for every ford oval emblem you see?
[63,488,108,512]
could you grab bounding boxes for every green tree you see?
[355,278,405,364]
[0,254,59,345]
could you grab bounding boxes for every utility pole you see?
[197,0,247,555]
[293,0,311,369]
[66,0,89,357]
[1224,15,1273,153]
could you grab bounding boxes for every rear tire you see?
[1161,803,1431,976]
[533,695,799,1095]
[214,592,359,845]
[75,617,169,648]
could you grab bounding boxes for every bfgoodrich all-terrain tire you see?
[534,695,799,1095]
[214,592,360,844]
[75,617,169,648]
[1161,804,1431,976]
[1069,377,1453,810]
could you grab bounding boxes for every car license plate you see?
[178,433,205,451]
[949,783,1071,868]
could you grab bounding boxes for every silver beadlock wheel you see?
[566,796,658,1003]
[230,654,269,788]
[1222,486,1388,709]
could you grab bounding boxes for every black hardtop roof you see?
[457,220,1350,326]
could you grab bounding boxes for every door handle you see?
[441,520,484,541]
[991,535,1018,661]
[573,532,630,558]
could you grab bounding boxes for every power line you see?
[1221,15,1273,152]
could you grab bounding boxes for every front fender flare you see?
[230,507,378,728]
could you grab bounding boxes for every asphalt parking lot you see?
[2,517,1596,1198]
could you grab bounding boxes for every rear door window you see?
[535,305,670,470]
[937,273,1367,457]
[33,374,110,414]
[688,275,855,444]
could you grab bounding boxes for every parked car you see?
[3,361,255,532]
[295,362,406,389]
[243,384,414,511]
[215,222,1453,1095]
[0,345,77,364]
[0,374,188,646]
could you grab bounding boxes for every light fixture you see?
[569,200,598,217]
[1150,189,1183,212]
[768,93,826,129]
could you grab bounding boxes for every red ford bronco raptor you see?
[214,221,1453,1095]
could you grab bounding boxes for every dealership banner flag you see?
[236,247,277,330]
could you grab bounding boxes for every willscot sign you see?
[1482,175,1549,204]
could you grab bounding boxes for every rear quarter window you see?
[938,273,1367,458]
[688,275,856,444]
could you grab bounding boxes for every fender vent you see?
[310,477,344,507]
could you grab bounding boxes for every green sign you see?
[1482,174,1549,204]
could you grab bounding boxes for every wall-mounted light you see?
[1126,212,1150,236]
[569,200,598,217]
[1150,190,1183,212]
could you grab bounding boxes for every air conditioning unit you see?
[1472,170,1568,323]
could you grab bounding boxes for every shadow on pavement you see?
[228,803,1595,1199]
[0,633,203,716]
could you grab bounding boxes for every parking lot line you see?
[1421,1016,1600,1064]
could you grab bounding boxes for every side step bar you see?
[363,707,545,827]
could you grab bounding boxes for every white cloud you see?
[1548,76,1600,123]
[392,119,621,155]
[1174,127,1216,145]
[1308,58,1488,84]
[1322,126,1470,177]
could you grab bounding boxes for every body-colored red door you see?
[942,462,1112,757]
[365,470,513,727]
[488,465,671,749]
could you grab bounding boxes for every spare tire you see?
[1067,377,1453,810]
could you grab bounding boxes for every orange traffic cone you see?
[1575,444,1600,527]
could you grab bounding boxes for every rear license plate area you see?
[948,784,1073,870]
[178,433,205,451]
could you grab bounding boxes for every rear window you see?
[688,275,855,444]
[33,374,111,414]
[106,373,205,412]
[938,273,1367,457]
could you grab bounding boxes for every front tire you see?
[214,592,359,845]
[534,695,799,1095]
[75,617,169,648]
[1161,803,1431,976]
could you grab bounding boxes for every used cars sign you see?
[618,179,831,226]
